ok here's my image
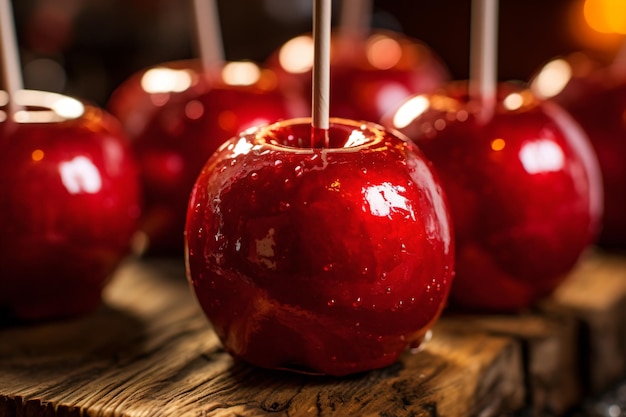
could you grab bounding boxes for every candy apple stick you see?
[0,0,24,116]
[339,0,373,40]
[312,0,331,147]
[469,0,498,123]
[191,0,225,71]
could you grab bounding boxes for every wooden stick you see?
[191,0,225,72]
[0,0,24,116]
[469,0,498,123]
[311,0,331,147]
[339,0,373,40]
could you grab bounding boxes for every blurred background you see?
[8,0,626,107]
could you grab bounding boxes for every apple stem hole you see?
[311,126,330,148]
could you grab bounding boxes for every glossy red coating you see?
[109,61,305,255]
[382,83,603,312]
[532,53,626,248]
[0,97,141,321]
[185,118,454,376]
[266,30,449,123]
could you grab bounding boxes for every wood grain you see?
[0,258,524,417]
[540,251,626,395]
[3,250,626,416]
[442,312,580,416]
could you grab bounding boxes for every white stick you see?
[469,0,498,123]
[0,0,23,116]
[312,0,331,132]
[191,0,225,71]
[339,0,373,40]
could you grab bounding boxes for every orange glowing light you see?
[278,35,315,74]
[221,61,261,86]
[491,138,506,152]
[31,149,45,161]
[584,0,626,34]
[366,35,402,70]
[568,0,623,53]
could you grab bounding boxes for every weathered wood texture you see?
[0,258,524,417]
[540,251,626,395]
[2,250,626,417]
[442,312,580,416]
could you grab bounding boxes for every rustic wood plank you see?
[441,313,580,416]
[540,251,626,396]
[438,251,626,415]
[0,258,524,417]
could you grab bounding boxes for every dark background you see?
[8,0,625,106]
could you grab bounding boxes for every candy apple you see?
[530,53,626,248]
[0,90,141,321]
[108,60,305,256]
[185,118,454,376]
[107,59,208,139]
[382,82,603,312]
[266,30,449,123]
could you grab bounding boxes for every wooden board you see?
[0,258,524,417]
[3,250,626,417]
[540,251,626,395]
[442,312,580,416]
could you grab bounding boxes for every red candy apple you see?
[531,53,626,248]
[266,30,449,123]
[382,82,603,312]
[108,61,305,256]
[185,118,454,376]
[107,60,208,139]
[0,90,141,321]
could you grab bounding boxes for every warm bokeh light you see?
[0,90,8,107]
[141,68,194,94]
[502,93,524,111]
[433,119,446,131]
[13,110,60,123]
[531,58,573,99]
[278,35,315,74]
[10,90,85,123]
[31,149,45,161]
[184,100,204,120]
[491,138,506,152]
[392,95,430,129]
[366,35,402,70]
[221,61,262,86]
[52,96,85,119]
[568,0,625,54]
[584,0,626,34]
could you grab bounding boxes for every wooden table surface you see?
[1,251,626,417]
